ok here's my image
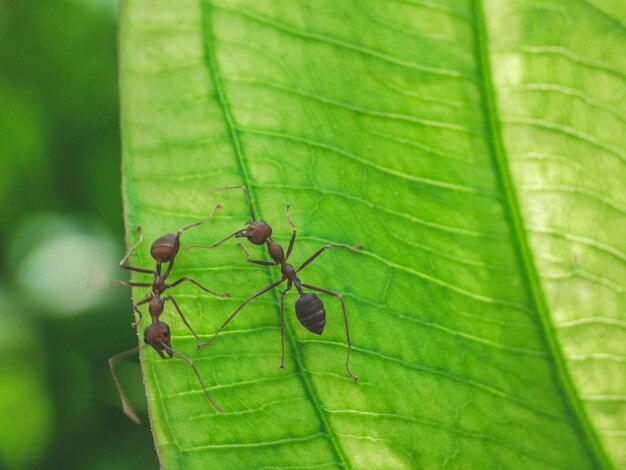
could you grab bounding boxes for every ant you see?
[189,187,363,382]
[99,205,228,422]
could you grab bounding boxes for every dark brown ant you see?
[189,187,362,382]
[98,205,228,422]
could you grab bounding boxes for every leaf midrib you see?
[470,0,610,468]
[199,0,350,467]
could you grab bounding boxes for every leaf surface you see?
[119,0,626,468]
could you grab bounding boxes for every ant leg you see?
[87,270,152,289]
[198,278,286,349]
[164,204,222,277]
[118,281,152,288]
[132,305,143,327]
[279,282,293,369]
[296,243,363,273]
[206,185,256,221]
[285,205,297,260]
[167,277,230,298]
[300,283,359,383]
[131,293,153,327]
[119,226,155,275]
[159,343,223,413]
[163,296,202,342]
[237,243,277,266]
[109,347,141,424]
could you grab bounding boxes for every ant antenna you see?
[119,226,144,268]
[160,343,223,413]
[109,347,141,424]
[186,229,244,251]
[186,187,256,251]
[205,185,256,221]
[179,204,222,233]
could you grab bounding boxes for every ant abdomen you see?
[150,233,179,262]
[295,293,326,335]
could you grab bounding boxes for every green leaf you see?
[119,0,625,468]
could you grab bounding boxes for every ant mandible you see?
[104,205,228,421]
[189,187,362,382]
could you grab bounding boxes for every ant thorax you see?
[151,273,167,294]
[280,262,297,281]
[148,296,164,318]
[267,238,285,262]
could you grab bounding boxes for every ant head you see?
[237,221,272,245]
[144,322,173,358]
[150,234,179,263]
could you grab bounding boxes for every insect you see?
[102,206,228,422]
[190,187,362,382]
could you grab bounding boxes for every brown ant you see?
[189,187,362,382]
[98,205,228,422]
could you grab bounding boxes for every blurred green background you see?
[0,0,158,468]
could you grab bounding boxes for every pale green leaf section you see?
[119,0,623,468]
[485,0,626,466]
